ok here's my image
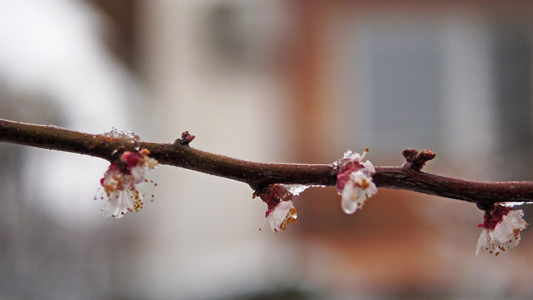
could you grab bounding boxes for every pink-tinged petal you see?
[121,151,139,167]
[335,170,351,192]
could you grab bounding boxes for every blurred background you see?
[2,0,533,299]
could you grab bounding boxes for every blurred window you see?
[347,21,443,155]
[493,23,533,180]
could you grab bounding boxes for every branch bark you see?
[1,118,531,207]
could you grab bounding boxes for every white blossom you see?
[258,184,298,232]
[476,209,527,256]
[95,148,158,218]
[340,171,378,214]
[264,200,297,233]
[336,149,377,214]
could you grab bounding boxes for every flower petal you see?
[476,229,491,256]
[101,190,134,218]
[341,184,360,214]
[131,166,146,184]
[507,210,527,230]
[268,200,294,231]
[363,160,375,174]
[494,210,526,240]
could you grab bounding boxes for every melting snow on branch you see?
[284,184,312,196]
[103,127,140,143]
[335,148,377,214]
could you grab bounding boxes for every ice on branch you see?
[103,127,140,143]
[284,184,312,196]
[476,204,528,256]
[255,184,298,232]
[335,148,377,214]
[95,148,158,218]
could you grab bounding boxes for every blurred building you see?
[2,0,533,299]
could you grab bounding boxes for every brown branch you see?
[1,118,532,206]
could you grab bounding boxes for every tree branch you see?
[1,118,531,206]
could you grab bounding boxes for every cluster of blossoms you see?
[476,204,528,256]
[95,148,158,218]
[256,184,298,232]
[335,148,378,214]
[91,141,529,260]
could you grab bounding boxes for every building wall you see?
[136,1,300,298]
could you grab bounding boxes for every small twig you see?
[0,118,532,206]
[175,131,195,146]
[402,148,436,170]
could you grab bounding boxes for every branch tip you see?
[175,131,195,146]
